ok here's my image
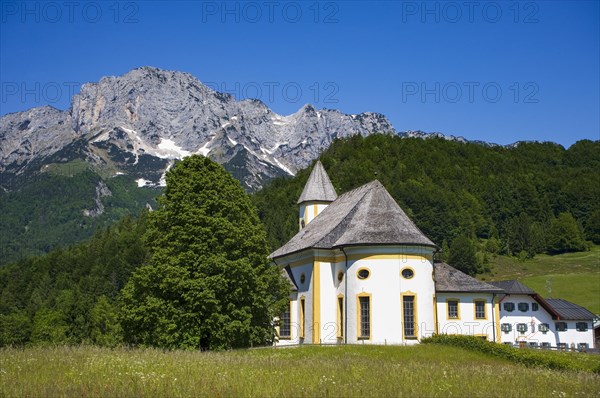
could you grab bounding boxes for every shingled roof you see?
[297,161,338,204]
[545,299,596,320]
[271,180,436,259]
[434,262,504,293]
[488,280,536,295]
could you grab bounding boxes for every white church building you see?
[270,161,596,349]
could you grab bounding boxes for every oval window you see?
[337,271,344,282]
[401,268,414,279]
[357,269,370,280]
[300,273,306,284]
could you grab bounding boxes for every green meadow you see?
[1,345,599,397]
[481,246,600,314]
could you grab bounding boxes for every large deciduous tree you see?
[546,212,588,254]
[120,156,289,350]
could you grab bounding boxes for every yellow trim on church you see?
[347,253,433,262]
[432,294,439,334]
[299,296,305,339]
[446,298,461,320]
[473,298,488,320]
[337,294,344,339]
[401,291,418,340]
[356,292,372,341]
[312,261,321,344]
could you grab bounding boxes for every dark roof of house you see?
[488,280,537,295]
[297,161,338,204]
[489,280,561,319]
[271,180,436,259]
[545,299,596,320]
[282,266,298,291]
[434,262,504,293]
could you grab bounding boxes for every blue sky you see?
[1,0,598,146]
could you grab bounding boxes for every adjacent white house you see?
[271,161,597,349]
[488,279,596,350]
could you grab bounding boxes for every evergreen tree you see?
[90,296,123,347]
[448,235,480,276]
[505,213,547,257]
[120,156,289,350]
[529,222,547,254]
[439,240,450,262]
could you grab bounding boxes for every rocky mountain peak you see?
[1,67,396,190]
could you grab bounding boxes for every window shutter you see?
[576,322,588,332]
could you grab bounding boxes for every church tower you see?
[297,161,337,230]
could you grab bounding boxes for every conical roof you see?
[271,180,436,259]
[297,161,338,204]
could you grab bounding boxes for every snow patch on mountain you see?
[157,138,192,158]
[136,178,152,187]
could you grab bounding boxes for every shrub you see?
[421,334,600,374]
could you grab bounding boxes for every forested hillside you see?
[0,162,158,267]
[254,135,600,261]
[0,214,148,346]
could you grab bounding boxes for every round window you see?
[357,269,370,280]
[401,268,414,279]
[300,273,306,284]
[337,271,344,282]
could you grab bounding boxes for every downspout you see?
[341,247,349,345]
[432,265,438,336]
[432,248,439,336]
[491,293,496,343]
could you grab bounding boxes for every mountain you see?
[2,67,580,266]
[398,130,501,147]
[0,67,395,265]
[1,66,395,192]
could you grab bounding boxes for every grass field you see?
[1,345,599,397]
[480,246,600,314]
